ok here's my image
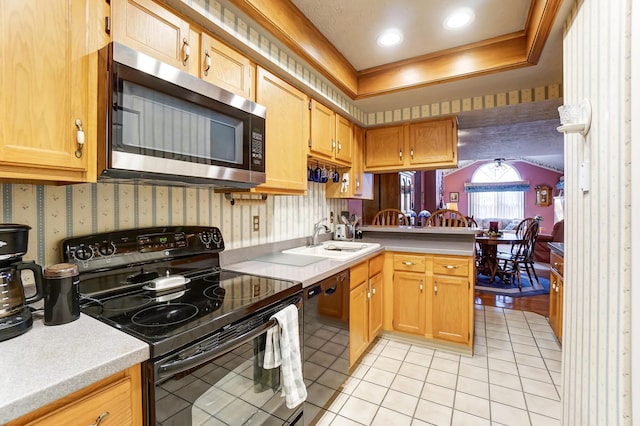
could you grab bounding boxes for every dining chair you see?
[425,209,468,227]
[496,220,540,290]
[372,208,409,226]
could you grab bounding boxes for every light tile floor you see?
[304,304,562,425]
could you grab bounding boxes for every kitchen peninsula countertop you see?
[549,242,565,256]
[0,312,149,424]
[224,228,476,287]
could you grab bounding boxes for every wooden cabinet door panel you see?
[432,275,469,344]
[201,33,252,99]
[112,0,190,70]
[349,282,369,367]
[0,0,95,182]
[335,114,353,163]
[408,118,457,166]
[255,67,308,193]
[393,271,425,335]
[549,270,563,341]
[309,100,335,160]
[364,126,404,169]
[368,272,383,339]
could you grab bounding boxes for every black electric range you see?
[62,226,302,358]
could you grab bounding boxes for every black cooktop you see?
[62,226,301,358]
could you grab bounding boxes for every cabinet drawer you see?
[393,254,426,272]
[369,253,384,277]
[24,378,132,426]
[350,261,368,290]
[550,252,564,276]
[432,256,469,277]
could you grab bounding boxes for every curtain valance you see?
[464,180,530,193]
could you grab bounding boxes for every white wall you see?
[562,0,634,424]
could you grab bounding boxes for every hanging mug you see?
[313,162,322,182]
[320,165,328,183]
[332,169,340,183]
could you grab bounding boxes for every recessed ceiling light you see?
[444,8,475,29]
[377,29,404,47]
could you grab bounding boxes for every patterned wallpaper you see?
[1,182,347,268]
[561,0,632,424]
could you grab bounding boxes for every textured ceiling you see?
[289,0,569,172]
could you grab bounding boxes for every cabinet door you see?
[200,32,253,100]
[368,272,383,339]
[335,114,353,164]
[0,0,101,183]
[255,67,308,193]
[432,275,469,344]
[407,117,457,168]
[309,100,335,160]
[393,271,426,335]
[349,282,369,368]
[549,269,563,341]
[112,0,191,70]
[364,126,405,169]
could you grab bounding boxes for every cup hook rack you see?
[224,193,267,206]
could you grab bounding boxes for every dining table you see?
[475,233,524,283]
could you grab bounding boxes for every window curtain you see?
[464,180,530,193]
[468,191,524,219]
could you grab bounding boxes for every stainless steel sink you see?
[282,241,380,261]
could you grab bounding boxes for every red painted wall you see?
[443,161,563,230]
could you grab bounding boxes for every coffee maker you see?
[0,224,44,342]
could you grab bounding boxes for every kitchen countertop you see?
[225,233,475,287]
[549,242,565,256]
[0,311,149,424]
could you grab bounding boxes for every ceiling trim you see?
[228,0,562,100]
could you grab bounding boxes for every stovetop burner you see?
[63,226,302,358]
[131,303,199,327]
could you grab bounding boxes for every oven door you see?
[146,294,303,425]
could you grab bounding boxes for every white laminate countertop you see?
[0,312,149,424]
[224,235,475,287]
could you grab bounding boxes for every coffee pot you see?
[0,224,44,341]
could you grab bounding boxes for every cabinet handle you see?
[443,265,459,269]
[355,178,360,189]
[410,148,414,159]
[399,149,403,160]
[182,38,190,65]
[203,50,211,75]
[419,280,423,292]
[371,286,376,295]
[402,261,414,266]
[367,290,371,299]
[553,262,559,267]
[74,119,85,158]
[332,139,336,151]
[337,142,342,152]
[434,282,438,294]
[89,412,109,426]
[555,285,560,293]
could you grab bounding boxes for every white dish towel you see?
[263,304,307,408]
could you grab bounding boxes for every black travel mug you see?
[43,263,80,326]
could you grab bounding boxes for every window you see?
[466,163,525,219]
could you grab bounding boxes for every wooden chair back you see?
[372,209,409,226]
[426,209,468,227]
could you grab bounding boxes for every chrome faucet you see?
[311,218,330,246]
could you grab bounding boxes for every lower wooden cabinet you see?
[432,256,473,345]
[393,270,426,335]
[548,250,564,342]
[8,365,142,426]
[349,253,384,367]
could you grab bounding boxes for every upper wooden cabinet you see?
[364,116,458,172]
[309,101,352,166]
[199,32,255,100]
[0,0,107,183]
[325,125,373,199]
[112,0,191,71]
[254,67,308,194]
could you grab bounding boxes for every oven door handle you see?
[157,318,279,380]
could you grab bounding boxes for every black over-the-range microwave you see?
[97,42,266,188]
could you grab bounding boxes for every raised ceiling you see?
[228,0,570,171]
